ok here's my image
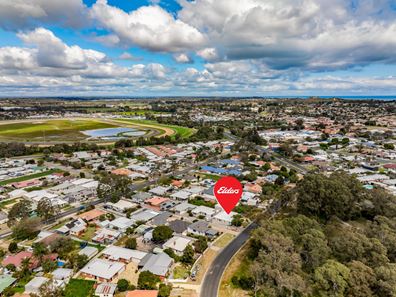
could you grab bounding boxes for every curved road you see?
[200,222,258,297]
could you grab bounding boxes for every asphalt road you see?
[200,222,259,297]
[0,155,218,239]
[224,132,308,174]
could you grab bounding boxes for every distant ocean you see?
[265,96,396,101]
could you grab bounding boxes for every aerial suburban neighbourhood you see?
[0,98,394,297]
[1,1,396,297]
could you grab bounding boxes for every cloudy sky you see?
[1,0,396,96]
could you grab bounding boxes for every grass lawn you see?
[80,226,97,241]
[173,265,190,279]
[213,233,236,248]
[219,244,251,297]
[198,173,222,181]
[0,198,18,208]
[0,169,62,186]
[0,119,117,142]
[118,110,171,116]
[64,279,96,297]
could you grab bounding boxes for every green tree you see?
[117,279,130,292]
[97,173,132,203]
[32,242,48,261]
[68,253,89,270]
[42,258,57,273]
[250,230,308,296]
[50,237,75,258]
[300,229,331,272]
[296,172,365,220]
[193,236,208,254]
[231,214,243,227]
[125,237,137,249]
[138,271,160,290]
[7,200,32,226]
[37,198,56,221]
[181,245,195,265]
[158,283,172,297]
[152,225,173,243]
[346,261,376,297]
[313,260,350,297]
[12,217,41,240]
[375,263,396,297]
[8,241,18,253]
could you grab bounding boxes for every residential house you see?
[0,275,16,295]
[108,217,135,233]
[168,220,189,234]
[145,197,169,211]
[102,246,147,264]
[187,221,211,237]
[24,277,49,295]
[92,228,121,244]
[162,236,194,256]
[213,211,237,226]
[78,209,105,222]
[105,200,137,213]
[80,259,125,282]
[78,246,99,259]
[149,186,171,196]
[191,206,215,220]
[172,202,196,215]
[140,253,173,279]
[130,208,159,223]
[171,190,191,201]
[95,283,117,297]
[52,268,73,284]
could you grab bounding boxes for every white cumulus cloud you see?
[90,0,205,52]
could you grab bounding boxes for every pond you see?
[82,127,146,139]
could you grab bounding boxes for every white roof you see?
[102,246,147,261]
[141,253,172,276]
[52,268,73,280]
[192,206,215,216]
[25,277,49,291]
[107,199,136,210]
[8,189,27,198]
[80,259,125,280]
[78,246,99,258]
[149,186,171,196]
[214,211,237,223]
[171,190,191,200]
[357,174,390,182]
[71,178,94,186]
[81,180,99,189]
[163,236,193,253]
[173,202,196,212]
[185,186,205,194]
[25,190,57,201]
[109,217,135,229]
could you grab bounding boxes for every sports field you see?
[0,118,195,143]
[0,119,116,142]
[114,119,195,139]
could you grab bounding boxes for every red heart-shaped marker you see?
[214,176,243,214]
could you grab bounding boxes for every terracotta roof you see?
[126,290,158,297]
[145,197,169,206]
[2,251,32,268]
[78,209,105,221]
[111,168,133,176]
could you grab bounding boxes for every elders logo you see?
[214,176,243,214]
